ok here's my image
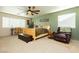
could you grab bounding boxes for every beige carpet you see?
[0,36,79,53]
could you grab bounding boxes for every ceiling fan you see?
[27,6,40,15]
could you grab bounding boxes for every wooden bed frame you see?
[23,28,48,40]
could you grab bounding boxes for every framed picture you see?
[40,18,49,22]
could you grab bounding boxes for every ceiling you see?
[0,6,76,18]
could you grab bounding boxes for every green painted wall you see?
[33,7,79,40]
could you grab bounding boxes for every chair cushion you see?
[55,33,66,38]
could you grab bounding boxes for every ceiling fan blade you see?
[27,6,31,11]
[28,6,31,9]
[33,10,40,12]
[31,12,34,15]
[32,6,35,9]
[34,12,39,14]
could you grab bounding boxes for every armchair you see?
[53,27,71,43]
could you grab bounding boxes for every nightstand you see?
[48,32,54,39]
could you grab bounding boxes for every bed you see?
[23,28,49,40]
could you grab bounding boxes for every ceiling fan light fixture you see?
[27,11,32,15]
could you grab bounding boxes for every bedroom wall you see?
[33,15,50,28]
[33,7,79,40]
[0,15,11,37]
[0,12,29,37]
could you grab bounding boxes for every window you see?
[2,17,26,28]
[58,13,76,28]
